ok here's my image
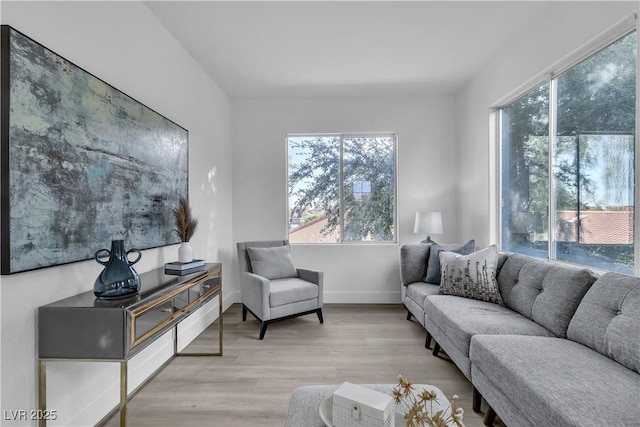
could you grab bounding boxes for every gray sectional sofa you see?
[400,243,640,426]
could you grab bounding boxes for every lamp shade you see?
[414,211,443,235]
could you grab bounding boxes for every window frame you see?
[494,17,638,274]
[286,132,398,245]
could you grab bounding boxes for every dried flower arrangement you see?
[172,196,198,242]
[392,375,464,427]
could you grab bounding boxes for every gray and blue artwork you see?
[3,27,188,274]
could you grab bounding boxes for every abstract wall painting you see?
[0,26,189,274]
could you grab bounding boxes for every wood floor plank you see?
[103,303,501,427]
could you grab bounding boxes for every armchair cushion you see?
[270,278,319,307]
[247,245,298,280]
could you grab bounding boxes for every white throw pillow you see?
[438,245,504,305]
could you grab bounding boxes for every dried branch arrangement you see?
[173,196,198,242]
[392,375,464,427]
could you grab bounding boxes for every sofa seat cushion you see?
[424,295,554,362]
[470,335,640,427]
[269,278,318,307]
[405,282,440,309]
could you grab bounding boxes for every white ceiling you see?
[146,1,550,98]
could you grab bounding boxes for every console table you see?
[37,263,223,427]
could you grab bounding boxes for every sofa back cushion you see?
[400,244,431,285]
[567,272,640,374]
[497,254,597,337]
[496,252,509,276]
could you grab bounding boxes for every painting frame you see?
[0,25,189,275]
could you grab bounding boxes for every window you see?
[288,134,396,243]
[500,30,636,274]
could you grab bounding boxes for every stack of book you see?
[164,259,205,276]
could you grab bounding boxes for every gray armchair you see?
[236,240,324,339]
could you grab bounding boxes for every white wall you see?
[231,95,457,303]
[455,1,639,248]
[0,1,233,425]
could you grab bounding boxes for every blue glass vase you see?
[94,240,142,299]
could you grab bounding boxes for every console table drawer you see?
[175,276,220,309]
[129,268,221,350]
[133,300,174,343]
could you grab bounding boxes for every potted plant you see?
[173,196,198,262]
[392,375,464,427]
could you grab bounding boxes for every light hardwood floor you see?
[104,303,499,427]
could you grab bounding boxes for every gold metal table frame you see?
[37,265,223,427]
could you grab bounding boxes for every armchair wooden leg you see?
[406,310,413,321]
[259,322,268,340]
[472,386,482,413]
[425,331,432,349]
[484,405,497,426]
[242,305,248,321]
[254,307,324,340]
[432,342,440,357]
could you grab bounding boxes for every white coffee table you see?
[284,383,451,427]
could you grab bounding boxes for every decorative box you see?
[332,382,395,427]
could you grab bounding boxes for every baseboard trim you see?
[323,291,401,304]
[227,290,401,304]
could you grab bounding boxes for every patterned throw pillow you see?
[438,245,504,305]
[424,240,476,284]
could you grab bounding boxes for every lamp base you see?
[420,236,436,244]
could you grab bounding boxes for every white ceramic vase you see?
[178,242,193,263]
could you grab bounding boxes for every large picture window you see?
[500,31,636,274]
[288,134,396,243]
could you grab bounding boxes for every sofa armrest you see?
[400,244,431,285]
